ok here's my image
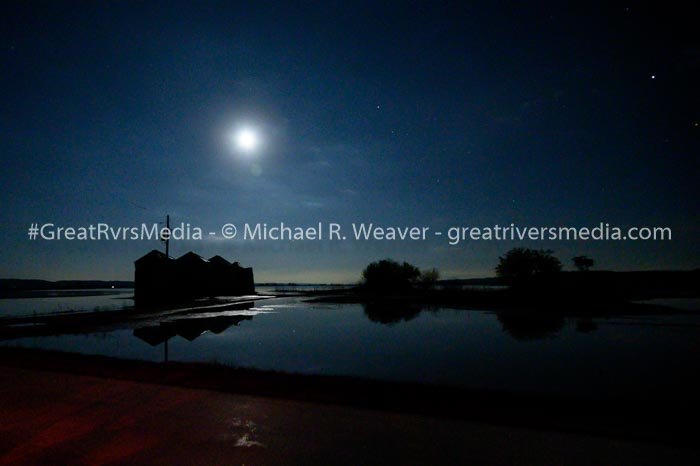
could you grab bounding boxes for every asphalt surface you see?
[1,366,698,466]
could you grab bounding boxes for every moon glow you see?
[233,127,260,153]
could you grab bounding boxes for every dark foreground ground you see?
[0,348,698,465]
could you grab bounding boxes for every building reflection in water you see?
[133,314,254,362]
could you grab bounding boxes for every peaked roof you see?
[209,255,231,266]
[175,251,209,263]
[136,250,249,267]
[134,249,172,265]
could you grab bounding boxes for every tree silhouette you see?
[572,255,594,272]
[495,248,562,285]
[361,259,421,292]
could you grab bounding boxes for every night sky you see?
[2,1,698,283]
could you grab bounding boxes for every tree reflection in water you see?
[495,311,566,340]
[361,302,573,341]
[362,302,423,325]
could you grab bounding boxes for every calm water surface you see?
[2,293,699,400]
[0,289,133,318]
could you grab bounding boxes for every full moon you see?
[233,127,260,153]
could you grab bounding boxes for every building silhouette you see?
[134,250,254,304]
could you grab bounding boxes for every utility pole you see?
[164,214,170,257]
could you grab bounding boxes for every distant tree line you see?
[360,249,595,293]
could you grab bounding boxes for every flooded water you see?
[0,289,133,318]
[1,293,699,400]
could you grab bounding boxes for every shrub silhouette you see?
[419,268,440,289]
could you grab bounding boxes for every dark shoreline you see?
[0,346,697,450]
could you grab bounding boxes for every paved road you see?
[0,366,697,465]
